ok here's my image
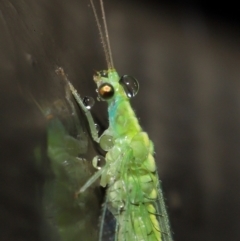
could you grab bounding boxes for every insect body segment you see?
[93,69,162,241]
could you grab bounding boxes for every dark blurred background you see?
[1,0,240,241]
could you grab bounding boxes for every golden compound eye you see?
[98,83,114,100]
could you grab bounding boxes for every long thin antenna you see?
[99,0,114,69]
[89,0,114,69]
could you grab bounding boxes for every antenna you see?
[99,0,114,68]
[89,0,114,69]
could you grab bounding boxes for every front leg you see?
[56,67,99,142]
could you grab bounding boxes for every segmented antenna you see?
[99,0,114,68]
[89,0,114,69]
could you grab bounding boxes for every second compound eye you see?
[98,83,114,100]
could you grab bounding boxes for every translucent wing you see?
[98,201,116,241]
[155,175,173,241]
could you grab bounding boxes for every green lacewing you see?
[55,1,173,240]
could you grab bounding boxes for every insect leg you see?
[67,81,99,142]
[78,167,105,193]
[56,67,99,143]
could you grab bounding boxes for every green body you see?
[95,69,166,241]
[68,67,172,241]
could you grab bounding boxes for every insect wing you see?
[155,176,173,241]
[98,201,116,241]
